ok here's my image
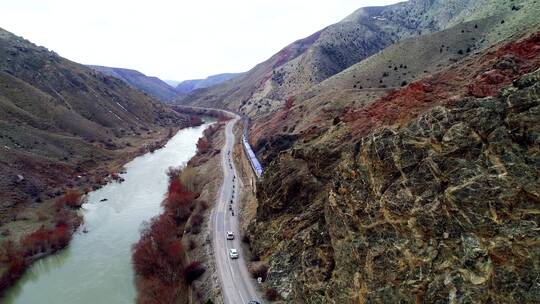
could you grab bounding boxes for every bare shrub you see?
[250,263,268,281]
[54,190,83,210]
[186,238,197,251]
[183,261,206,284]
[189,213,204,234]
[265,287,280,301]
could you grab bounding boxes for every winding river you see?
[4,123,211,304]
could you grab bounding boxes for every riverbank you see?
[2,122,210,303]
[0,118,203,297]
[174,107,267,303]
[132,120,225,303]
[183,122,225,302]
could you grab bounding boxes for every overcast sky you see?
[0,0,403,81]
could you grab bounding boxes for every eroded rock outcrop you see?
[248,69,540,303]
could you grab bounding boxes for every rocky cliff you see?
[173,1,540,302]
[246,35,540,302]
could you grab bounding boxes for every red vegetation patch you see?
[165,175,196,223]
[0,241,27,292]
[0,216,78,294]
[136,277,179,304]
[20,224,71,256]
[54,189,83,210]
[133,214,188,303]
[189,122,223,167]
[132,215,184,283]
[194,123,222,157]
[132,168,207,303]
[342,31,540,139]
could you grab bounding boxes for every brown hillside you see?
[0,27,191,246]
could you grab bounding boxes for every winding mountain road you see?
[210,115,262,304]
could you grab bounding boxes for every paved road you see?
[210,115,263,304]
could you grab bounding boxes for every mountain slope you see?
[243,0,540,164]
[88,65,178,102]
[180,0,539,119]
[0,27,190,225]
[247,30,540,303]
[175,73,242,94]
[250,14,540,149]
[182,1,540,303]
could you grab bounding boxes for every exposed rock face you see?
[253,134,299,167]
[248,69,540,303]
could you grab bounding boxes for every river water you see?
[4,123,211,304]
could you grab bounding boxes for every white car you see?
[226,231,234,240]
[229,248,239,259]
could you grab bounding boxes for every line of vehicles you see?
[226,150,239,260]
[227,232,238,258]
[225,146,261,304]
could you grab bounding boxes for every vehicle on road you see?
[226,231,234,240]
[229,248,239,259]
[248,301,261,304]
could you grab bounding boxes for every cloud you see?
[0,0,403,80]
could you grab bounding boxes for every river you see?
[4,123,211,304]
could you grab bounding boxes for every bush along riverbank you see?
[0,118,204,298]
[132,121,226,304]
[132,167,208,304]
[0,190,84,294]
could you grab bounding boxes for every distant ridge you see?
[88,65,178,102]
[175,73,242,95]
